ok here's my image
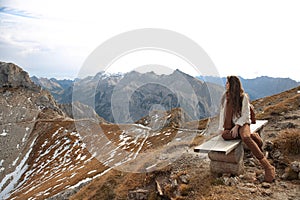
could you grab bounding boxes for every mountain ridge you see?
[198,75,299,100]
[49,69,224,123]
[33,73,299,104]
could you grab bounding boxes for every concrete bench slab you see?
[194,120,268,155]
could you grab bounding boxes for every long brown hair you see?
[227,76,244,117]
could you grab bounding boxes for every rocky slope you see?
[0,62,107,199]
[31,76,73,103]
[59,101,107,123]
[0,62,64,199]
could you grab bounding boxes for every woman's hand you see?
[230,125,240,138]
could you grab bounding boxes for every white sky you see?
[0,0,299,81]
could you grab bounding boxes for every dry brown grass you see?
[70,153,215,200]
[71,168,159,200]
[182,118,209,130]
[257,94,300,119]
[252,86,300,119]
[273,128,300,155]
[72,170,129,200]
[196,185,248,200]
[190,134,205,148]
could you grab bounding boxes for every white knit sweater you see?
[218,93,251,131]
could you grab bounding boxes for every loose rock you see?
[262,182,271,189]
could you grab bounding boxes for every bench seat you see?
[194,120,268,155]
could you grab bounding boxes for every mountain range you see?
[32,70,225,123]
[33,74,299,112]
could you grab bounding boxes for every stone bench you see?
[194,120,268,176]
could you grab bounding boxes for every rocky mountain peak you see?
[0,62,39,90]
[0,61,64,118]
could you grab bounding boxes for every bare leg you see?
[251,132,263,151]
[239,124,275,183]
[239,124,264,160]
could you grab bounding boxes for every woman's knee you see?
[221,130,235,140]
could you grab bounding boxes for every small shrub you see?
[273,129,300,155]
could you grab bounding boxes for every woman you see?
[218,75,275,183]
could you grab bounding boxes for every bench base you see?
[208,143,244,176]
[210,160,244,176]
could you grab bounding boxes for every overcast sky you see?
[0,0,299,81]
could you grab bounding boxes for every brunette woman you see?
[218,75,275,183]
